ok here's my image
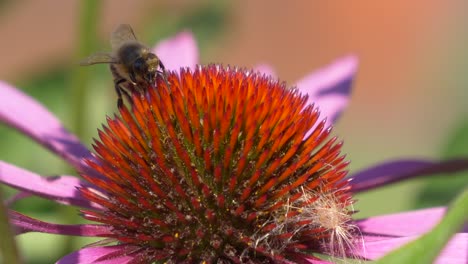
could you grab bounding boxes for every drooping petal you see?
[152,31,198,72]
[0,161,101,210]
[9,210,111,236]
[4,191,33,206]
[56,245,137,264]
[356,207,446,237]
[349,159,468,193]
[0,81,93,172]
[295,55,358,126]
[356,233,467,264]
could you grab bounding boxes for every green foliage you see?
[414,119,468,208]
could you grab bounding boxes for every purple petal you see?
[356,207,446,237]
[0,161,101,210]
[9,210,111,236]
[349,158,468,193]
[152,31,198,72]
[295,55,358,126]
[56,245,138,264]
[356,233,467,263]
[0,81,93,172]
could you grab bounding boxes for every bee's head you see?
[132,53,160,86]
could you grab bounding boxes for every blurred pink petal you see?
[356,207,446,237]
[296,55,358,96]
[349,159,468,193]
[152,31,198,72]
[56,245,137,264]
[296,55,358,127]
[10,211,111,236]
[254,64,276,77]
[356,233,467,264]
[0,81,92,173]
[0,161,100,210]
[311,94,348,127]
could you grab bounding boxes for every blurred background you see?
[0,1,467,263]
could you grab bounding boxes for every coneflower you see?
[80,65,356,263]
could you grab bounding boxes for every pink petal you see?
[357,235,419,260]
[254,64,276,77]
[152,31,199,72]
[349,159,468,193]
[434,233,468,264]
[295,55,358,126]
[0,161,101,210]
[0,81,93,172]
[56,245,137,264]
[356,233,467,263]
[9,210,111,236]
[356,207,446,237]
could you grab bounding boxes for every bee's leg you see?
[129,71,137,84]
[115,79,132,108]
[120,87,132,104]
[157,61,171,91]
[114,79,124,108]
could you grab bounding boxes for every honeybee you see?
[80,24,167,106]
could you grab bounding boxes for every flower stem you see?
[64,0,101,256]
[0,188,22,264]
[70,0,101,138]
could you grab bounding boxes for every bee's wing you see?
[111,24,137,50]
[79,52,118,66]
